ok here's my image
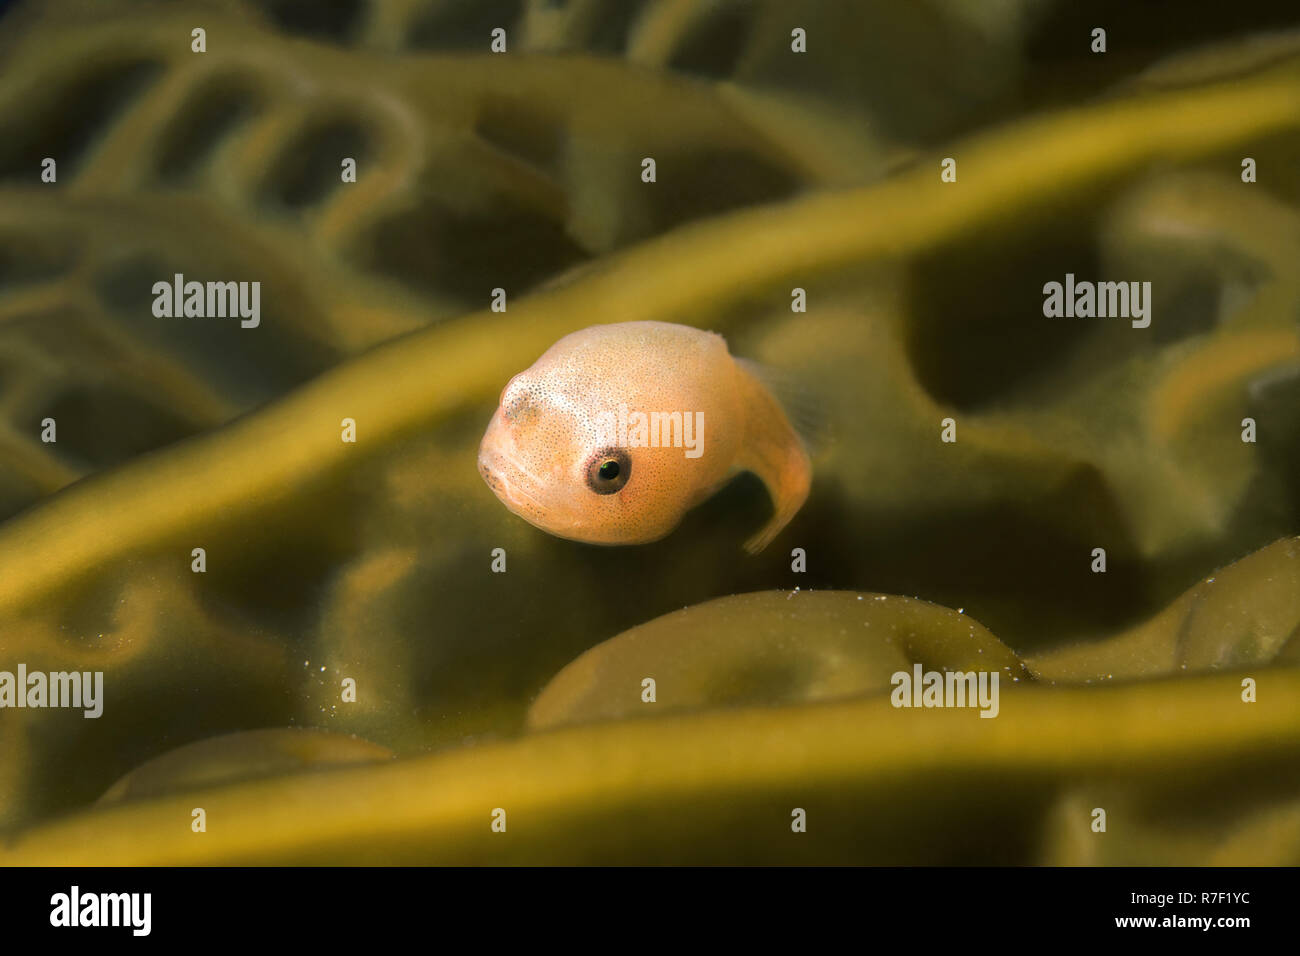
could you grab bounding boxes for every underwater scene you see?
[0,0,1298,867]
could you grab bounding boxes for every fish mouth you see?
[477,444,593,542]
[477,449,505,493]
[477,446,550,518]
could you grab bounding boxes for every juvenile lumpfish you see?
[477,321,811,552]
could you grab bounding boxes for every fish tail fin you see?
[733,361,812,554]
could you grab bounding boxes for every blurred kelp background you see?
[0,0,1298,864]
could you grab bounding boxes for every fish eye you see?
[585,448,631,494]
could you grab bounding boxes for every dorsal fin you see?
[735,357,829,457]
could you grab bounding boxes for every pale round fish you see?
[477,321,811,552]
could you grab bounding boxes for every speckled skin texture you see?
[478,321,811,551]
